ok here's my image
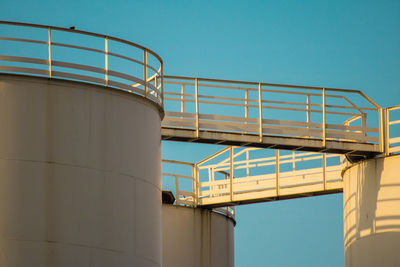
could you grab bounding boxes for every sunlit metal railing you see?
[162,76,382,155]
[385,105,400,154]
[162,147,346,208]
[162,159,235,218]
[196,147,345,206]
[0,21,163,106]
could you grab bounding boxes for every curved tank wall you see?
[343,154,400,267]
[162,204,235,267]
[0,74,162,267]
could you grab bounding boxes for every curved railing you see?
[0,21,163,107]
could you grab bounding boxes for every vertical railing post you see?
[195,78,199,138]
[161,63,164,108]
[48,27,52,78]
[385,108,390,155]
[379,107,387,154]
[195,164,200,205]
[292,151,296,175]
[379,108,384,153]
[322,153,326,190]
[104,37,109,86]
[258,83,263,143]
[246,149,250,177]
[245,88,249,134]
[181,84,185,113]
[210,167,215,198]
[174,175,179,205]
[154,73,158,95]
[306,94,311,136]
[230,146,234,202]
[192,165,197,207]
[322,88,326,147]
[276,150,280,197]
[143,50,148,97]
[361,113,367,137]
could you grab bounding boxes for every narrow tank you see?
[162,204,235,267]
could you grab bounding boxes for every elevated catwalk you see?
[1,21,400,267]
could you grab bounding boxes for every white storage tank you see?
[0,74,163,267]
[162,204,235,267]
[342,154,400,267]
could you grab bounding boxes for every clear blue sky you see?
[2,0,399,266]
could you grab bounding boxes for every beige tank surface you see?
[162,204,235,267]
[0,74,162,267]
[343,154,400,267]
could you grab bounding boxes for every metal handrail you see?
[163,76,382,152]
[0,21,164,107]
[196,147,345,205]
[162,159,236,218]
[162,147,345,208]
[386,105,400,154]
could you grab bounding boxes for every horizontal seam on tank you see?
[0,157,161,191]
[132,251,162,267]
[2,238,161,266]
[1,237,127,253]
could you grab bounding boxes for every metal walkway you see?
[2,21,400,213]
[163,147,344,211]
[162,76,385,159]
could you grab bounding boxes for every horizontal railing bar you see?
[163,173,194,179]
[389,120,400,125]
[164,75,364,94]
[388,106,400,111]
[52,60,105,74]
[0,20,163,62]
[0,36,47,45]
[52,42,104,54]
[165,92,376,112]
[108,51,160,75]
[162,159,195,166]
[164,97,363,116]
[165,112,378,135]
[389,136,400,144]
[0,65,49,75]
[50,60,160,95]
[0,55,49,65]
[165,80,357,101]
[52,70,105,84]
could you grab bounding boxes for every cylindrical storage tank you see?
[343,154,400,267]
[162,204,235,267]
[0,74,162,267]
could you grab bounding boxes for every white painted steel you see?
[343,154,400,267]
[0,74,162,267]
[162,76,382,155]
[162,147,345,208]
[162,204,234,267]
[0,21,163,106]
[387,105,400,154]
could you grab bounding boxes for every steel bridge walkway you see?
[161,76,400,215]
[1,21,399,217]
[162,76,384,160]
[163,147,344,209]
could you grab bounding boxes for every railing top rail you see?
[0,21,163,63]
[387,105,400,111]
[164,75,377,99]
[162,159,195,166]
